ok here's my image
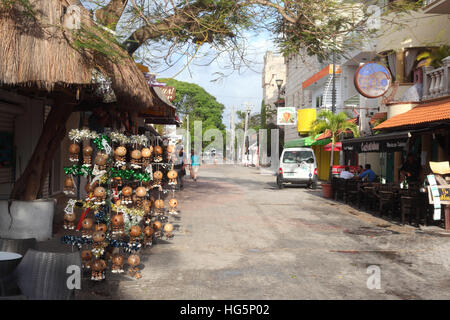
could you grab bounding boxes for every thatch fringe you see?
[0,0,154,110]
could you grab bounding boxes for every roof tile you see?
[374,99,450,130]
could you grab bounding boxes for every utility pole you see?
[332,51,336,114]
[230,106,235,164]
[186,114,190,163]
[242,102,252,165]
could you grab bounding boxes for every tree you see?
[311,110,359,183]
[4,0,422,199]
[158,78,226,150]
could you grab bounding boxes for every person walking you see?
[191,151,200,182]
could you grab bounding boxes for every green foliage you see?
[311,110,359,182]
[312,110,359,143]
[158,78,226,150]
[416,45,450,68]
[0,0,35,17]
[72,25,127,62]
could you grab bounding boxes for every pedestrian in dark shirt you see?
[356,164,376,182]
[400,153,422,182]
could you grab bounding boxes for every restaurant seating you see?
[344,180,360,206]
[330,177,431,228]
[334,178,347,201]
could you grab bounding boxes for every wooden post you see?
[445,206,450,231]
[11,98,75,200]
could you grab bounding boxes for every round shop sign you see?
[354,62,392,98]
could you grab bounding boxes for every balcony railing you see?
[422,57,450,100]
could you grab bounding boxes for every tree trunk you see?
[328,135,335,183]
[10,101,75,200]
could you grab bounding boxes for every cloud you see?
[157,32,277,128]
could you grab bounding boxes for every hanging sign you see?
[354,62,392,98]
[277,107,297,126]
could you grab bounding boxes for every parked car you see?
[277,147,318,189]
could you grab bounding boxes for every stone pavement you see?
[38,165,450,299]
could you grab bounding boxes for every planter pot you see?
[0,200,55,241]
[321,183,333,199]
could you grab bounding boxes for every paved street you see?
[80,165,450,300]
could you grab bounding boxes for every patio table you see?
[0,251,22,296]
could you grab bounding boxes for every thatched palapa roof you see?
[0,0,154,111]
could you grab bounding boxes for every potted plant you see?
[311,111,359,198]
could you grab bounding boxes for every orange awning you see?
[374,99,450,130]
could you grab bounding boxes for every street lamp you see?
[275,79,283,107]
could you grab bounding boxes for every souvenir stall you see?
[61,126,180,280]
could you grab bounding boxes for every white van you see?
[277,147,318,189]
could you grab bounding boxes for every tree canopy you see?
[3,0,423,74]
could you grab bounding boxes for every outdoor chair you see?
[13,249,81,300]
[345,180,360,206]
[0,238,36,297]
[378,184,400,218]
[361,183,379,211]
[0,238,36,256]
[334,178,347,202]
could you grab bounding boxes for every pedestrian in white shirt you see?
[339,167,354,179]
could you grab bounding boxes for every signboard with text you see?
[355,62,392,98]
[277,107,297,126]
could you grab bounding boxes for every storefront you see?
[284,135,339,181]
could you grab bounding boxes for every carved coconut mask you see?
[167,170,178,179]
[154,199,164,209]
[136,186,147,198]
[64,177,74,187]
[112,254,124,266]
[154,145,163,155]
[129,225,142,237]
[128,254,140,267]
[92,230,106,243]
[169,198,178,208]
[122,186,132,197]
[131,149,142,160]
[141,148,152,158]
[166,145,175,154]
[82,218,93,230]
[153,221,162,230]
[94,152,108,166]
[95,223,107,232]
[163,223,174,233]
[83,145,93,155]
[112,214,124,226]
[94,186,106,198]
[153,171,163,180]
[114,146,127,157]
[81,250,92,261]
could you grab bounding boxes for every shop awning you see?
[284,135,331,148]
[374,98,450,130]
[324,142,342,152]
[342,131,411,153]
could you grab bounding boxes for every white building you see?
[262,51,286,124]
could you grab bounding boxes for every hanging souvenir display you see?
[111,254,125,273]
[91,259,107,281]
[141,147,152,167]
[81,250,93,269]
[68,143,80,162]
[64,177,75,195]
[127,254,141,279]
[82,145,93,166]
[168,198,178,215]
[153,145,163,162]
[62,129,179,283]
[114,146,127,168]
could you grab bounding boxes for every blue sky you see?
[156,33,277,128]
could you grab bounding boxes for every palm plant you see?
[311,110,360,183]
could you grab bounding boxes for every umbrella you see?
[324,142,342,152]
